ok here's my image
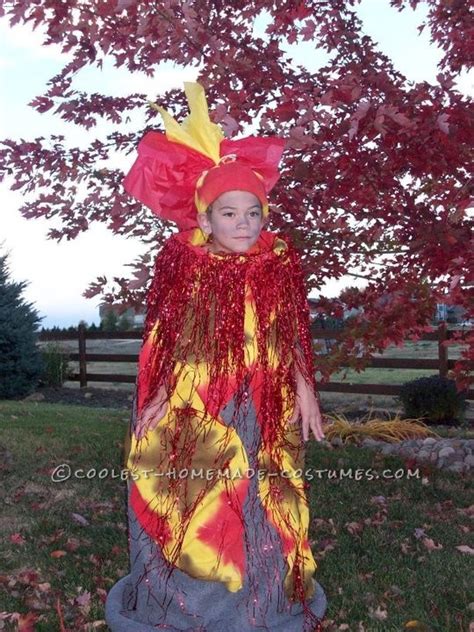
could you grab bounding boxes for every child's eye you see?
[223,212,234,217]
[249,211,261,217]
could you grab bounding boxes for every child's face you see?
[198,190,266,253]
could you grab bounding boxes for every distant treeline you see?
[41,312,139,333]
[40,310,466,336]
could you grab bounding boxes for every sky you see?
[1,0,471,328]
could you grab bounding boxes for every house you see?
[99,304,145,328]
[435,303,468,324]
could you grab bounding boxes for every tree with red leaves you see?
[0,0,472,391]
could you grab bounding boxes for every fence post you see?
[78,323,87,388]
[438,321,448,378]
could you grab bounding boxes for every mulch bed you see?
[24,388,375,420]
[23,386,134,410]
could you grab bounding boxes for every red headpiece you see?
[123,82,285,231]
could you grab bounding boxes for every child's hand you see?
[134,384,169,440]
[289,376,325,442]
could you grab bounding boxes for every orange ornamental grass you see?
[322,410,441,445]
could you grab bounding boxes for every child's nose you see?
[236,215,250,227]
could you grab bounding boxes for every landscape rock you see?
[464,454,474,468]
[360,437,474,475]
[23,392,45,402]
[438,446,455,458]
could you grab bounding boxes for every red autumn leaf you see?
[17,612,39,632]
[65,537,81,551]
[50,550,67,558]
[28,96,54,113]
[422,537,443,551]
[10,532,26,545]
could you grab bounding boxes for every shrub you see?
[0,253,43,398]
[39,342,71,387]
[117,314,133,331]
[396,375,468,426]
[101,311,119,332]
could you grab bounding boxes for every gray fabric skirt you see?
[105,389,327,631]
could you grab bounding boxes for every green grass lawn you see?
[0,401,472,631]
[327,367,440,385]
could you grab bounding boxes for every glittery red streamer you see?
[137,231,316,429]
[132,230,322,630]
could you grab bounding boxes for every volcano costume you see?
[105,83,327,632]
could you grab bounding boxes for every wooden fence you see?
[38,322,473,399]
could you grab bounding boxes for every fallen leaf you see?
[96,587,108,603]
[314,538,336,557]
[76,589,91,614]
[71,512,89,526]
[17,612,39,632]
[346,521,364,535]
[0,612,15,621]
[370,495,387,505]
[455,544,474,555]
[369,605,388,621]
[387,584,403,597]
[50,550,67,558]
[17,569,39,584]
[65,537,81,551]
[404,621,430,631]
[24,595,47,611]
[10,533,26,545]
[422,537,443,551]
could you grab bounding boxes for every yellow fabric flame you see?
[150,82,224,164]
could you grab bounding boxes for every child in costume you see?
[105,82,328,632]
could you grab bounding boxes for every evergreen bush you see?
[101,310,118,331]
[0,253,43,398]
[396,375,468,426]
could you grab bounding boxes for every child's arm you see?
[289,345,325,442]
[134,382,169,440]
[284,243,325,442]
